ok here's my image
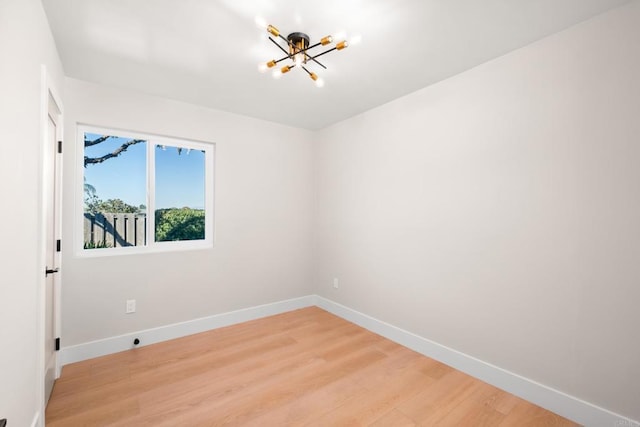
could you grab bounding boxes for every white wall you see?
[61,79,314,346]
[0,0,64,425]
[5,0,636,423]
[314,1,640,421]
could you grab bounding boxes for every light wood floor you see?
[46,307,578,426]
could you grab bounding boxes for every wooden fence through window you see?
[84,213,147,248]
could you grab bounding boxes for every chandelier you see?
[258,23,349,87]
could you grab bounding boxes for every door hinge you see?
[56,239,61,252]
[55,337,60,351]
[45,267,59,276]
[57,140,62,153]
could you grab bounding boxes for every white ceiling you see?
[42,0,630,130]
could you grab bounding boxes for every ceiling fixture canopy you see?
[258,23,349,87]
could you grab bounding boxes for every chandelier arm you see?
[271,50,326,68]
[308,46,337,62]
[278,33,305,60]
[293,41,328,69]
[301,65,313,76]
[285,40,325,59]
[277,33,318,59]
[270,32,329,69]
[305,55,327,69]
[295,42,329,68]
[271,44,327,69]
[299,41,322,53]
[278,33,294,47]
[275,55,291,64]
[269,37,290,57]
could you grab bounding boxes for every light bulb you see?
[254,16,267,29]
[333,31,346,41]
[315,78,325,88]
[350,34,362,46]
[258,63,268,73]
[272,69,282,79]
[295,55,303,67]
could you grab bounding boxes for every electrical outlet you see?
[333,278,339,289]
[126,299,136,314]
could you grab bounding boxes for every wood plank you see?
[46,307,578,427]
[369,409,417,427]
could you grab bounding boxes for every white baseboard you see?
[315,296,639,427]
[58,294,638,427]
[31,411,41,427]
[59,295,315,366]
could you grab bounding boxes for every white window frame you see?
[76,124,215,257]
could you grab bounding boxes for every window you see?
[78,125,214,255]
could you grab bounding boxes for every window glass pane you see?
[83,133,147,249]
[154,144,206,242]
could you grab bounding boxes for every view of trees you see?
[85,194,143,214]
[84,135,144,167]
[83,136,143,214]
[84,134,205,246]
[155,208,205,242]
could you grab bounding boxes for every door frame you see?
[38,65,64,418]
